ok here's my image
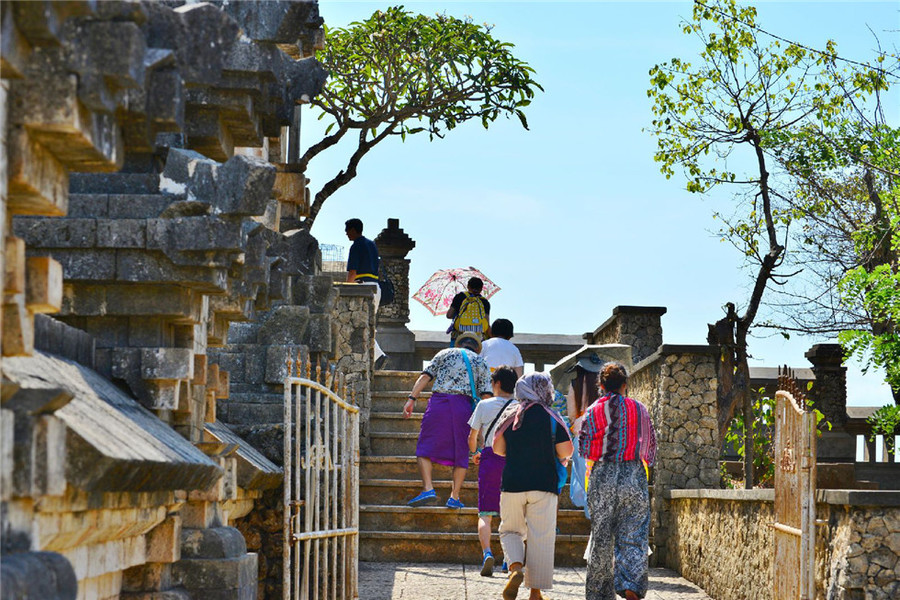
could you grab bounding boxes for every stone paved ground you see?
[358,563,714,599]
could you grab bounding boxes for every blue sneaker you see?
[480,551,494,577]
[501,561,508,574]
[445,497,465,509]
[407,489,437,507]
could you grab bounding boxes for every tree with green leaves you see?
[298,7,541,228]
[768,120,900,404]
[646,0,892,453]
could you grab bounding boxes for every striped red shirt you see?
[578,394,657,465]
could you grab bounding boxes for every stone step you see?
[373,370,422,392]
[360,456,478,482]
[359,531,590,567]
[360,505,591,536]
[370,432,420,456]
[359,478,583,511]
[370,412,423,434]
[360,478,478,506]
[371,391,432,413]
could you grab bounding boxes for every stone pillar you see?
[331,283,376,454]
[584,306,667,365]
[374,218,416,370]
[628,344,721,566]
[806,343,855,462]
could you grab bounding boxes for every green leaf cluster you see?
[300,6,542,227]
[315,6,541,142]
[724,387,830,487]
[866,404,900,454]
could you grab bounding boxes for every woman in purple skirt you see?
[402,332,492,509]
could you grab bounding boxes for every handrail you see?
[286,377,360,414]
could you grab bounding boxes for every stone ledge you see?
[204,420,281,490]
[817,489,900,507]
[666,488,900,507]
[334,282,376,298]
[666,489,775,502]
[3,351,222,492]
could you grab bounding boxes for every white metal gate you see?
[773,370,816,600]
[284,357,360,600]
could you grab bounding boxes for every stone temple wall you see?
[628,344,721,566]
[0,2,341,599]
[331,284,377,455]
[666,490,900,600]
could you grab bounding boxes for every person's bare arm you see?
[492,431,507,457]
[402,373,433,418]
[556,440,574,464]
[514,366,524,378]
[468,428,479,454]
[346,269,357,283]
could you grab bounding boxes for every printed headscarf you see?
[493,372,569,440]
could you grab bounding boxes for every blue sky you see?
[303,1,900,407]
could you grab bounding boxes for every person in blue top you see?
[345,218,385,362]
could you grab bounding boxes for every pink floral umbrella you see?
[412,267,500,316]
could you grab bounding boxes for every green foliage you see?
[817,124,900,398]
[647,0,889,258]
[723,389,776,487]
[724,387,830,488]
[317,7,540,139]
[648,0,852,195]
[301,6,541,226]
[867,404,900,453]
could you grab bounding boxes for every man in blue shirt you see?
[345,218,385,363]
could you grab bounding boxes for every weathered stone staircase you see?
[359,370,591,567]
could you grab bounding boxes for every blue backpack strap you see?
[460,349,479,409]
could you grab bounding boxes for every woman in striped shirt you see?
[578,362,657,600]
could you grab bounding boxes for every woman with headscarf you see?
[579,362,657,600]
[492,372,574,600]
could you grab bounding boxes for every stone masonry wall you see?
[1,1,326,598]
[666,492,773,600]
[629,345,720,565]
[331,283,376,455]
[821,499,900,599]
[586,306,666,365]
[667,490,900,600]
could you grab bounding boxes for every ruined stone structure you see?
[0,2,357,598]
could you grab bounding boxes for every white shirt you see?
[468,396,519,444]
[479,337,524,370]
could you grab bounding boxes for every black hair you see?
[572,367,599,416]
[491,366,517,394]
[467,277,484,292]
[345,218,363,234]
[600,362,628,394]
[491,318,514,339]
